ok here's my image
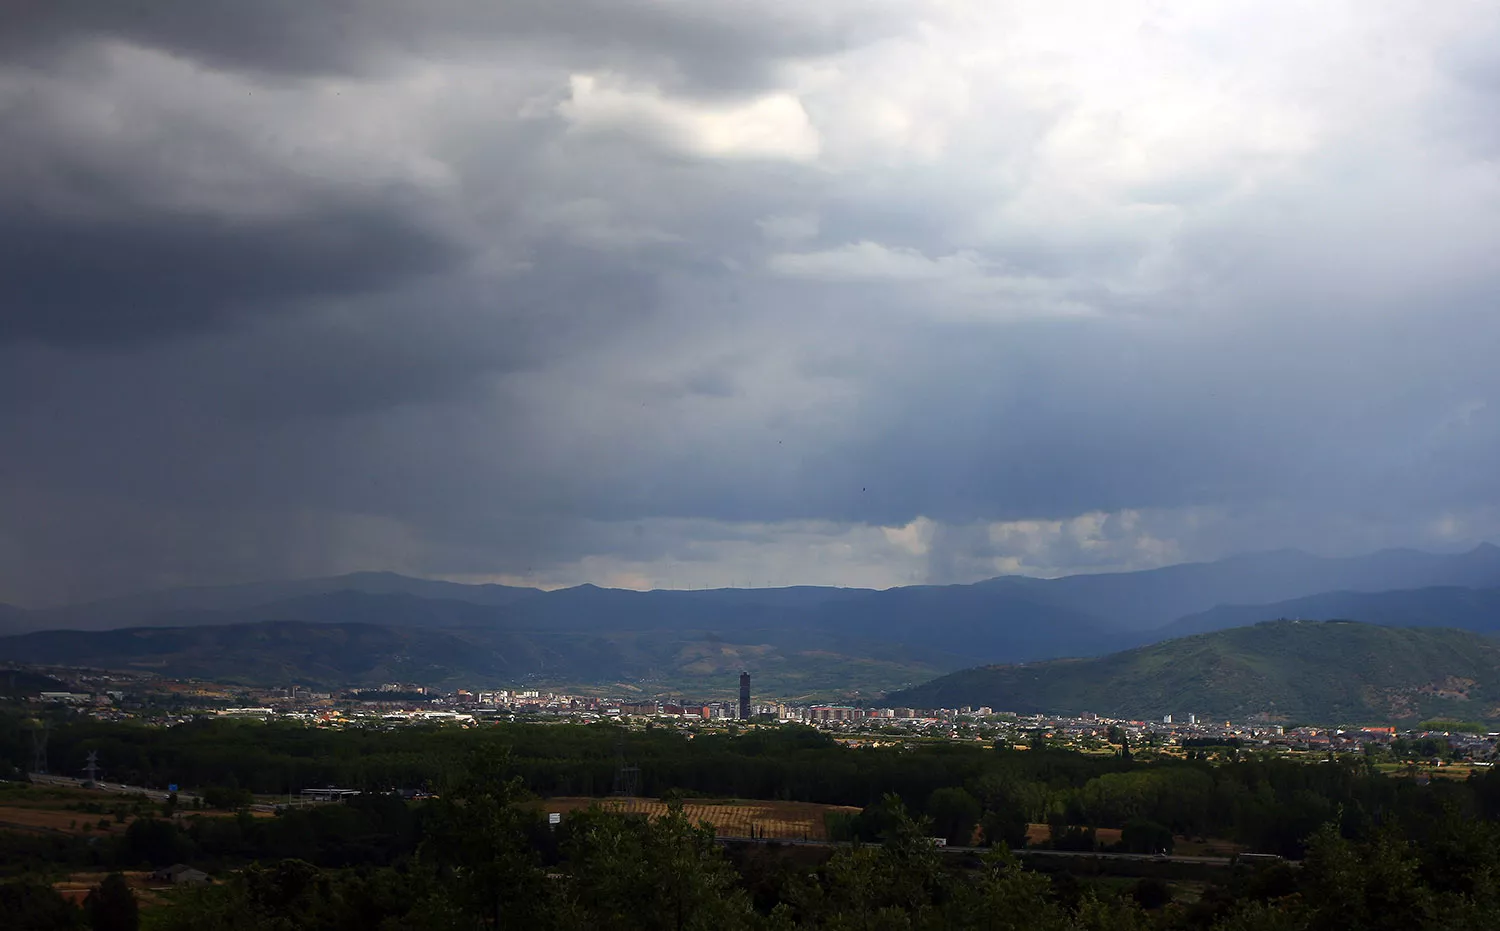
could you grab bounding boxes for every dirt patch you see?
[54,871,174,907]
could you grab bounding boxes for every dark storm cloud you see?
[0,198,458,347]
[0,38,469,347]
[3,2,1500,603]
[2,0,905,94]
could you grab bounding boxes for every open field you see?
[1021,823,1241,855]
[0,782,273,836]
[1024,823,1123,847]
[0,805,135,834]
[1372,762,1484,781]
[0,785,141,834]
[535,797,861,840]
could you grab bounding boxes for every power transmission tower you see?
[610,732,639,798]
[83,750,100,785]
[30,722,48,775]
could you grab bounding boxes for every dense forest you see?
[6,717,1500,928]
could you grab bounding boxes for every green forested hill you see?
[889,621,1500,723]
[0,620,954,700]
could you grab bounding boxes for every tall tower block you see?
[739,672,751,720]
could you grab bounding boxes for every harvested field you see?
[0,801,265,836]
[0,805,133,834]
[536,797,860,840]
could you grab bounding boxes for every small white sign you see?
[548,812,561,825]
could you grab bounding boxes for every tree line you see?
[7,716,1500,927]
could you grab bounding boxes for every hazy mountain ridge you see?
[994,543,1500,630]
[20,571,544,631]
[1163,586,1500,638]
[889,621,1500,723]
[3,545,1499,689]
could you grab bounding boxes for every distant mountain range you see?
[1163,586,1500,638]
[889,621,1500,724]
[2,544,1499,696]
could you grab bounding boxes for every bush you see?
[0,880,81,930]
[1132,877,1173,910]
[201,786,254,811]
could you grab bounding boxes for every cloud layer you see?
[3,1,1500,604]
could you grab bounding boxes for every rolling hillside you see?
[889,621,1500,723]
[0,620,960,699]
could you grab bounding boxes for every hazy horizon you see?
[7,539,1498,611]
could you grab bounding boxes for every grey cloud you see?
[0,199,459,347]
[4,3,1500,604]
[0,47,468,348]
[3,1,908,94]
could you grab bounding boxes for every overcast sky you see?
[3,1,1499,605]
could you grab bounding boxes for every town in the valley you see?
[9,664,1496,768]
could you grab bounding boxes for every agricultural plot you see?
[536,797,861,840]
[0,805,133,834]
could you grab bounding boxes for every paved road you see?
[716,834,1292,868]
[26,773,340,813]
[28,772,201,805]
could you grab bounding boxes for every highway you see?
[28,772,195,804]
[25,773,344,813]
[716,834,1293,868]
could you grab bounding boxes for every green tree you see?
[980,806,1029,850]
[123,817,191,867]
[926,787,981,846]
[84,873,138,931]
[421,746,552,930]
[200,786,253,811]
[1299,824,1432,931]
[783,795,946,928]
[1119,818,1173,855]
[557,802,757,931]
[941,847,1070,930]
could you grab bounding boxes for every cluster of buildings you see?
[6,666,1498,763]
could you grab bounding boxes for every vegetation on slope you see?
[889,621,1500,723]
[0,621,950,700]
